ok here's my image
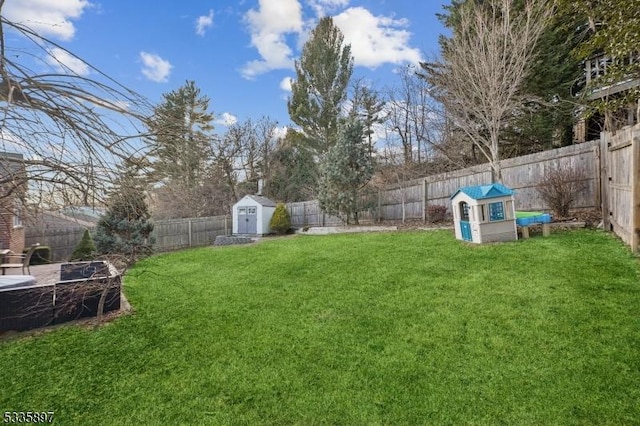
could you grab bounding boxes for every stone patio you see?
[26,263,64,285]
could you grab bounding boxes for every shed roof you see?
[244,194,277,207]
[450,183,515,200]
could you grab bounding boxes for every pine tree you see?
[267,129,318,202]
[70,229,97,261]
[148,80,214,189]
[94,159,154,261]
[288,17,354,155]
[318,119,373,224]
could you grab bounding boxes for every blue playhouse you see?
[451,183,553,243]
[451,183,518,243]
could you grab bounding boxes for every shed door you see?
[238,206,257,234]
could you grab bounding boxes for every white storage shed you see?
[450,183,517,244]
[232,195,277,236]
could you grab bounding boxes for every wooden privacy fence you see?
[152,215,230,252]
[286,200,375,227]
[601,125,640,252]
[26,215,231,261]
[285,141,600,226]
[25,228,87,262]
[379,140,600,222]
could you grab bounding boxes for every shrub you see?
[70,229,97,261]
[426,205,447,223]
[536,166,588,217]
[25,245,51,265]
[94,188,154,260]
[270,203,291,235]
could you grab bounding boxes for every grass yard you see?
[1,229,640,425]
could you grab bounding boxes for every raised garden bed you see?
[0,261,122,334]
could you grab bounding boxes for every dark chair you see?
[0,243,40,275]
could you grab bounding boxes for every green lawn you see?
[1,230,640,425]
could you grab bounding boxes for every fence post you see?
[303,202,307,226]
[188,220,192,247]
[632,128,640,252]
[593,145,601,210]
[422,180,427,223]
[225,215,229,235]
[377,189,382,223]
[600,132,610,230]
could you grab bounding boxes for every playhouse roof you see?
[450,183,515,200]
[240,194,277,207]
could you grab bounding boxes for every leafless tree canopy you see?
[0,1,152,210]
[421,0,552,181]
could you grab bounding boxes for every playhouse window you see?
[479,204,486,222]
[488,202,505,221]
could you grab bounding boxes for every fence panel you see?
[604,125,640,251]
[153,215,229,251]
[25,228,87,262]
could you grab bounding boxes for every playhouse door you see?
[460,221,472,241]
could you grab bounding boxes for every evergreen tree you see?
[269,203,292,235]
[318,119,373,224]
[288,17,354,155]
[95,159,154,260]
[349,80,385,160]
[506,6,583,153]
[148,80,214,189]
[267,129,318,202]
[70,229,97,261]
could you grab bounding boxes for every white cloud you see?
[2,0,90,41]
[139,52,172,83]
[46,47,90,76]
[280,76,293,92]
[195,9,214,36]
[334,7,422,68]
[216,112,238,126]
[242,2,420,78]
[242,0,303,79]
[308,0,350,17]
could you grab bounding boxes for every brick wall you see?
[0,198,25,255]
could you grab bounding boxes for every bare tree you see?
[211,129,243,203]
[0,1,152,210]
[384,65,443,165]
[375,150,421,224]
[420,0,552,181]
[254,115,279,187]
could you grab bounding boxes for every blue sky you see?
[4,0,448,132]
